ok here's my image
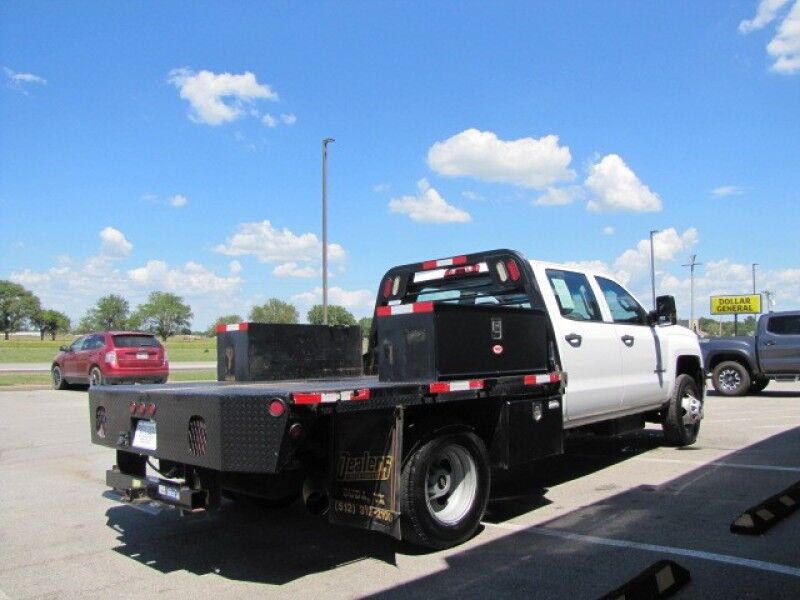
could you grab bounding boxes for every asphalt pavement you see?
[1,383,799,599]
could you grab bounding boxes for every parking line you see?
[483,522,800,578]
[632,457,800,473]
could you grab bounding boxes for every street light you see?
[321,137,335,325]
[649,230,659,310]
[682,254,702,332]
[752,263,758,294]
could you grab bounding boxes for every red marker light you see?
[269,399,286,418]
[506,259,521,281]
[383,277,393,298]
[128,401,137,414]
[146,403,157,417]
[136,403,147,416]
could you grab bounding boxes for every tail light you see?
[104,350,117,366]
[145,403,157,417]
[382,277,392,298]
[506,259,521,281]
[269,399,286,418]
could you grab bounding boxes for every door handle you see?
[565,333,582,347]
[621,335,635,347]
[764,341,776,346]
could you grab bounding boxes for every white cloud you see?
[373,183,391,193]
[168,68,278,125]
[292,286,374,314]
[280,113,297,125]
[739,0,790,33]
[261,113,278,127]
[169,194,188,207]
[462,190,483,201]
[739,1,800,74]
[273,262,316,278]
[711,185,744,197]
[585,154,662,213]
[614,228,698,278]
[603,226,616,236]
[229,260,242,274]
[4,67,46,94]
[214,221,346,278]
[768,1,800,73]
[127,260,242,293]
[533,186,584,206]
[99,227,133,258]
[427,129,575,189]
[388,179,471,224]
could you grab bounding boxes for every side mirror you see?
[649,295,677,326]
[59,345,68,352]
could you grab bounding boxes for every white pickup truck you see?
[529,259,704,445]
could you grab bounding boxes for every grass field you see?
[0,336,217,363]
[0,369,217,388]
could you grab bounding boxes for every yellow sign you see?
[710,294,762,315]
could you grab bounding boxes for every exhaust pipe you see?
[302,476,329,515]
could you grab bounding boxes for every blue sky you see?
[1,1,799,329]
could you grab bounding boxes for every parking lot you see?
[1,384,799,599]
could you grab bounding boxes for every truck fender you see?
[704,349,756,374]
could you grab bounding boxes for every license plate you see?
[132,420,157,450]
[136,352,149,360]
[158,483,180,501]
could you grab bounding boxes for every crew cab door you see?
[759,314,800,374]
[594,276,666,409]
[540,267,623,422]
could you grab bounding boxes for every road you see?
[0,361,216,373]
[1,384,799,599]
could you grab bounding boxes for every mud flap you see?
[328,407,403,539]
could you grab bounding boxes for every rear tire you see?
[400,431,489,550]
[52,366,69,390]
[663,374,703,447]
[88,366,105,387]
[712,361,750,396]
[749,375,769,394]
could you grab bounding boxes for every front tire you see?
[663,374,703,447]
[400,431,490,550]
[88,366,105,387]
[52,366,69,390]
[712,361,750,396]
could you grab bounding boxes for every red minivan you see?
[52,331,169,389]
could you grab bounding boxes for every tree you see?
[78,294,131,332]
[307,305,356,326]
[249,299,299,324]
[32,309,71,340]
[358,316,373,336]
[0,280,41,340]
[207,314,243,336]
[135,292,193,341]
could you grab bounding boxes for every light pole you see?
[321,137,335,325]
[752,263,758,294]
[682,254,702,331]
[649,229,659,309]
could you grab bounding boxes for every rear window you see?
[112,335,160,348]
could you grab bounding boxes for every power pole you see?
[763,289,775,312]
[649,229,660,310]
[752,263,758,294]
[682,254,702,332]
[321,137,335,325]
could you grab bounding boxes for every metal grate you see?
[188,415,207,456]
[95,406,107,438]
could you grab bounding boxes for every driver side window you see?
[596,276,647,325]
[69,337,86,352]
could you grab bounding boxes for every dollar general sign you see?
[710,294,762,315]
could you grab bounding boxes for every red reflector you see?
[375,306,391,317]
[269,399,286,417]
[507,259,521,281]
[469,380,484,389]
[383,277,392,298]
[146,403,157,417]
[452,255,467,266]
[128,401,137,414]
[215,323,226,333]
[293,393,322,405]
[351,389,371,401]
[550,372,561,383]
[414,301,434,313]
[422,260,438,270]
[524,375,536,386]
[429,382,450,394]
[136,403,147,416]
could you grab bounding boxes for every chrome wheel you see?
[681,391,703,427]
[717,367,741,394]
[424,443,478,526]
[89,367,103,387]
[52,366,63,389]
